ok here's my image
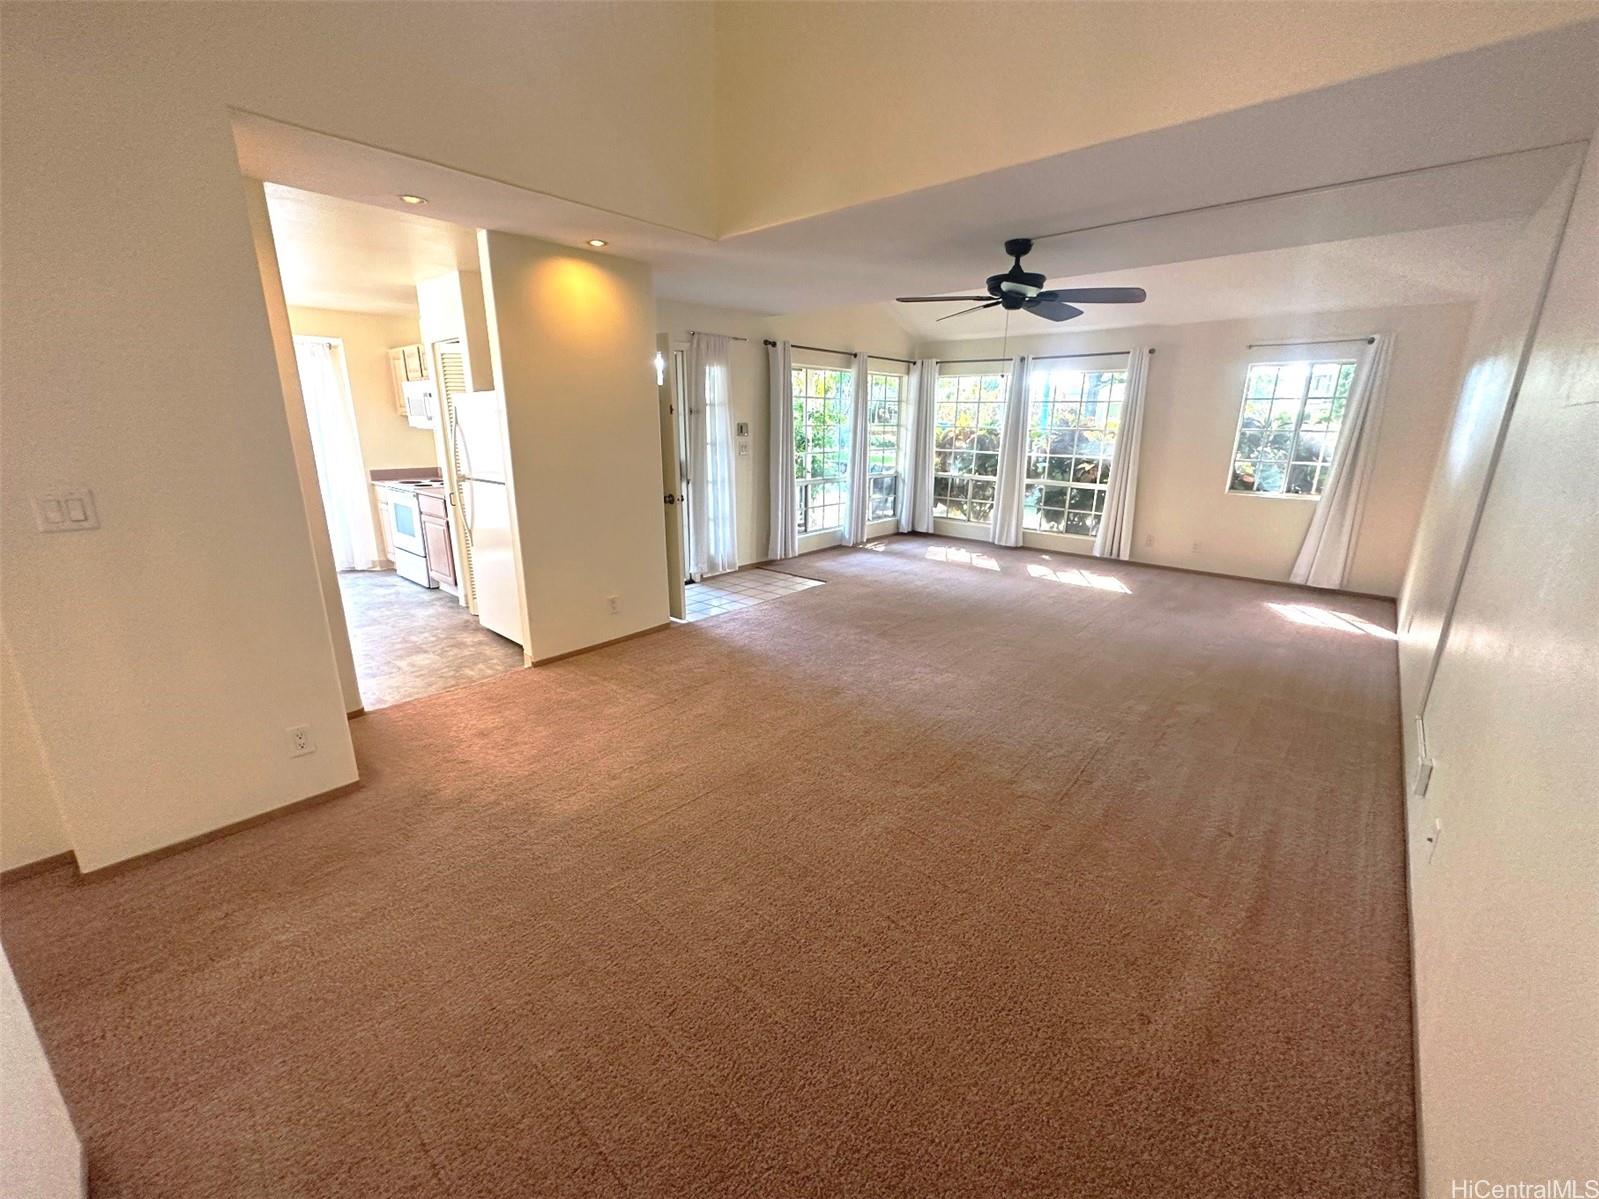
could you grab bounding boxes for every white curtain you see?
[686,333,738,579]
[294,338,380,572]
[766,339,798,560]
[1291,335,1392,588]
[901,359,937,534]
[1093,347,1151,560]
[990,355,1030,547]
[842,351,871,546]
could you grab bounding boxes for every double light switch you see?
[33,487,100,533]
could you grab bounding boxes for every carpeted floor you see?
[1,536,1416,1197]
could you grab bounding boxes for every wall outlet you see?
[1191,540,1203,554]
[1143,533,1154,548]
[286,725,316,758]
[606,594,620,614]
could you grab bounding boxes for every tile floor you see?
[681,567,825,622]
[339,570,524,710]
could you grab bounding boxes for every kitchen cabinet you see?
[387,343,431,415]
[419,491,458,593]
[373,486,396,562]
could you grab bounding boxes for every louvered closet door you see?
[435,341,477,611]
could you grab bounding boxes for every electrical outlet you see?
[286,725,315,758]
[1143,533,1154,548]
[1191,540,1202,554]
[606,594,620,615]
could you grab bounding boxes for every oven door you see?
[388,492,426,557]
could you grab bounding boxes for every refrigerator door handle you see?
[457,411,474,483]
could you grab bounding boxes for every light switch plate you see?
[33,488,100,532]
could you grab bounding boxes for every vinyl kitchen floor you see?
[339,569,523,710]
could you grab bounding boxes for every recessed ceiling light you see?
[587,238,607,248]
[398,194,428,206]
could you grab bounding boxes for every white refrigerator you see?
[452,391,523,647]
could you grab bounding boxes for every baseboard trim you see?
[886,531,1393,603]
[346,707,366,720]
[532,622,672,666]
[0,850,76,885]
[75,781,362,880]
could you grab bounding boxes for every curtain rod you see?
[763,339,915,367]
[687,329,749,342]
[1247,336,1375,349]
[938,348,1153,366]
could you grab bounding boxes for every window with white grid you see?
[791,364,852,533]
[867,370,905,521]
[932,367,1008,525]
[1022,365,1128,537]
[1227,357,1357,497]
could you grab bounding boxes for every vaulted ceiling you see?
[239,9,1598,327]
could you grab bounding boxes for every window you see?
[1228,357,1356,497]
[867,371,904,521]
[1022,365,1127,537]
[932,368,1008,525]
[791,364,852,533]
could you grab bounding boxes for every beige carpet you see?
[1,536,1416,1197]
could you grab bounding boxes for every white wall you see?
[0,948,83,1198]
[1400,132,1597,1196]
[1,632,71,873]
[0,3,713,868]
[480,233,670,661]
[921,302,1474,595]
[244,182,367,719]
[287,307,435,473]
[1,119,359,869]
[655,299,916,565]
[713,3,1593,232]
[1396,170,1579,743]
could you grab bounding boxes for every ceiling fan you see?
[897,238,1146,323]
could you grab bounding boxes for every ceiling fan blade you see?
[936,301,1001,322]
[1037,287,1146,305]
[1028,301,1084,323]
[897,296,992,303]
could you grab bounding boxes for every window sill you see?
[1022,529,1097,548]
[1226,490,1322,502]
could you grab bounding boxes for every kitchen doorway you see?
[262,182,526,712]
[336,566,522,709]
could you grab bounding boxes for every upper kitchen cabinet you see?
[387,342,431,414]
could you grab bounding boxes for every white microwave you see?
[402,379,439,429]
